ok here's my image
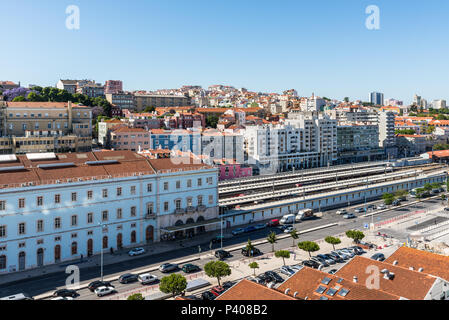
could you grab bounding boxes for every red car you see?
[267,219,280,227]
[210,285,225,297]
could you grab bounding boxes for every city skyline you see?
[1,0,449,104]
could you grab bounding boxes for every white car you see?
[95,286,115,297]
[336,209,347,215]
[128,247,145,256]
[51,297,74,301]
[377,204,386,210]
[138,273,158,285]
[284,226,295,233]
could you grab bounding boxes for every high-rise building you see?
[104,80,123,94]
[378,111,396,148]
[433,99,447,109]
[370,92,384,106]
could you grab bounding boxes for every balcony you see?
[186,206,196,213]
[145,213,157,220]
[174,208,186,215]
[197,205,206,212]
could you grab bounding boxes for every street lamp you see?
[98,222,107,282]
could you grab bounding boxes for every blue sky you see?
[1,0,448,104]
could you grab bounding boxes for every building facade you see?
[0,151,218,273]
[135,94,191,111]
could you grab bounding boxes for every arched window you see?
[131,230,136,243]
[102,236,108,249]
[0,255,6,270]
[71,242,77,255]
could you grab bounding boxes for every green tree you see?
[394,190,408,200]
[423,183,433,192]
[267,231,277,252]
[159,274,187,297]
[204,260,231,286]
[324,236,341,251]
[395,129,416,135]
[248,262,259,276]
[382,193,394,205]
[127,293,144,300]
[249,102,259,108]
[345,230,365,244]
[12,96,26,102]
[144,106,156,113]
[425,125,435,134]
[289,229,299,247]
[297,241,320,258]
[206,115,219,128]
[275,250,290,266]
[245,239,256,257]
[343,97,349,103]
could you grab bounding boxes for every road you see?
[1,196,444,300]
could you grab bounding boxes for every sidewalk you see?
[0,230,222,287]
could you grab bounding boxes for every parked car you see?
[201,291,216,300]
[222,281,235,291]
[302,260,320,269]
[215,249,231,260]
[210,286,225,297]
[241,247,262,257]
[326,252,344,263]
[88,281,114,292]
[290,264,303,272]
[359,241,376,249]
[231,228,245,236]
[51,297,74,300]
[371,253,385,261]
[264,271,284,283]
[255,274,271,284]
[367,204,377,210]
[284,225,296,233]
[159,263,178,273]
[377,204,386,210]
[254,224,266,230]
[280,265,295,276]
[343,213,356,219]
[349,246,365,255]
[311,257,329,267]
[332,250,349,260]
[267,219,280,227]
[119,273,139,284]
[182,263,201,273]
[138,273,158,284]
[53,289,77,298]
[244,226,257,233]
[317,254,336,265]
[94,286,115,297]
[392,199,401,206]
[354,207,365,213]
[339,248,355,258]
[444,207,449,212]
[328,269,338,275]
[128,247,145,256]
[336,209,347,215]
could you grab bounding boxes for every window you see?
[197,178,202,186]
[147,184,152,192]
[117,208,122,219]
[71,233,77,238]
[147,203,153,215]
[187,179,192,188]
[18,198,25,208]
[175,199,182,210]
[0,255,6,270]
[87,190,93,199]
[71,215,77,226]
[102,211,108,221]
[187,197,193,206]
[0,201,5,211]
[163,182,168,191]
[131,206,136,217]
[87,213,93,224]
[54,217,61,229]
[130,186,136,195]
[208,195,213,204]
[102,189,108,198]
[37,196,43,206]
[71,192,77,202]
[207,177,213,185]
[54,194,60,204]
[197,196,203,206]
[164,202,169,211]
[116,187,122,196]
[71,242,77,255]
[176,181,181,189]
[18,223,26,235]
[37,220,44,232]
[0,225,6,238]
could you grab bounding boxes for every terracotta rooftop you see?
[277,267,399,300]
[336,256,437,300]
[385,247,449,282]
[217,279,296,300]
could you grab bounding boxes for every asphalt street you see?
[0,196,445,299]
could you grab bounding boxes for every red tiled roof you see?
[217,279,296,300]
[385,247,449,282]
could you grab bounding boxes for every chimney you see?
[409,267,414,271]
[284,288,290,295]
[293,292,298,298]
[393,260,398,265]
[418,268,424,272]
[353,276,358,283]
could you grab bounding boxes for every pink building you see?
[214,159,252,181]
[110,127,150,152]
[104,80,123,94]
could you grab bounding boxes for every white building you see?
[300,95,326,112]
[433,100,447,110]
[0,151,218,273]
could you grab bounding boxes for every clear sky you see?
[1,0,448,104]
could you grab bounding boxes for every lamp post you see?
[98,222,106,282]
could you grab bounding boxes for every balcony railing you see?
[186,206,196,213]
[197,205,206,212]
[174,208,186,214]
[145,213,157,220]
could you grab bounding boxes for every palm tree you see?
[267,231,277,252]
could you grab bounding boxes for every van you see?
[138,273,158,285]
[280,214,295,225]
[0,293,33,300]
[295,209,314,222]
